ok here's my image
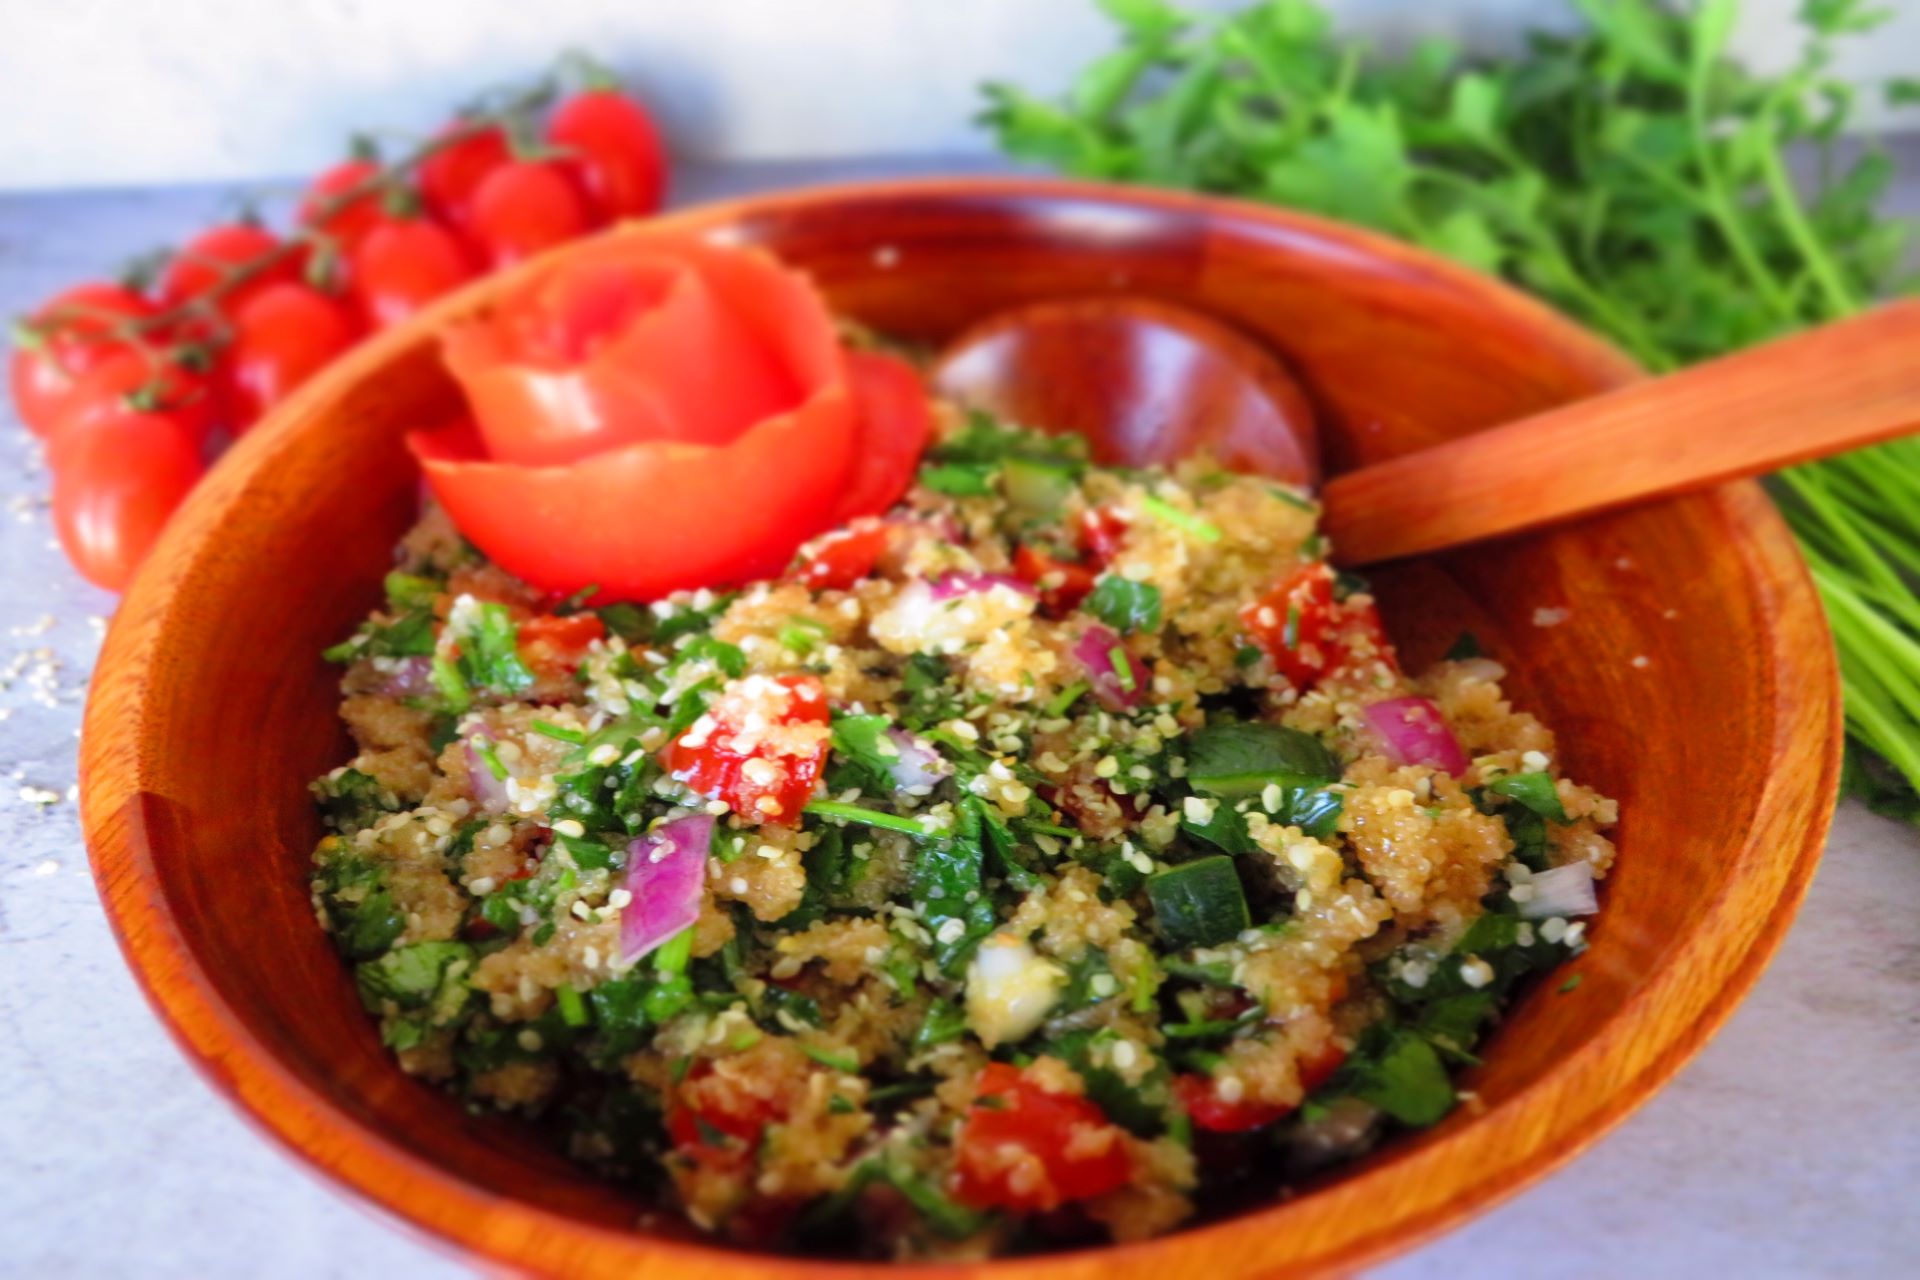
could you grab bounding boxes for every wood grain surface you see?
[1323,299,1920,564]
[77,178,1841,1280]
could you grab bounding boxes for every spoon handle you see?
[1321,300,1920,566]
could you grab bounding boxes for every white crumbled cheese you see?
[1520,750,1551,773]
[1540,916,1570,944]
[1459,957,1495,988]
[1215,1074,1245,1104]
[964,933,1066,1049]
[551,819,586,839]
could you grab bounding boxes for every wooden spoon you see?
[934,296,1920,565]
[933,296,1321,487]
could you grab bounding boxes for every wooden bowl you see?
[80,179,1839,1278]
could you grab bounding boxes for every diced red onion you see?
[620,814,714,963]
[464,727,510,813]
[884,727,951,791]
[376,656,433,697]
[1071,624,1148,711]
[1520,862,1598,920]
[1362,697,1468,775]
[929,572,1036,602]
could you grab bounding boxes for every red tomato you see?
[666,1061,783,1169]
[159,223,302,320]
[1013,543,1098,617]
[794,519,890,592]
[517,612,605,679]
[299,159,387,253]
[465,161,592,267]
[349,218,475,330]
[1173,1046,1346,1134]
[9,282,158,437]
[220,283,360,432]
[546,89,667,223]
[49,412,204,591]
[418,122,512,231]
[1239,564,1396,689]
[661,674,829,824]
[54,349,218,449]
[1079,506,1131,564]
[828,350,933,524]
[952,1063,1132,1212]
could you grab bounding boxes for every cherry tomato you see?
[349,217,476,330]
[660,673,830,824]
[546,89,668,223]
[9,282,158,437]
[418,122,512,231]
[516,612,605,680]
[1013,543,1098,617]
[465,161,592,267]
[50,412,205,591]
[794,519,890,592]
[54,348,218,449]
[220,283,360,433]
[158,223,302,321]
[299,159,387,253]
[1239,564,1397,690]
[1173,1046,1346,1134]
[952,1062,1132,1212]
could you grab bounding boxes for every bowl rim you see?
[79,175,1841,1279]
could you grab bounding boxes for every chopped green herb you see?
[1444,631,1485,662]
[1489,771,1570,823]
[530,720,586,745]
[1085,575,1163,635]
[555,983,589,1027]
[1044,680,1089,717]
[1146,856,1250,949]
[1558,973,1584,994]
[1107,645,1137,692]
[801,1044,860,1073]
[918,462,997,496]
[470,737,508,781]
[804,800,938,839]
[428,654,470,713]
[1140,494,1222,542]
[1184,722,1340,796]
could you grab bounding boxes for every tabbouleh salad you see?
[312,409,1617,1259]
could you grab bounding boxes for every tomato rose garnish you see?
[952,1062,1132,1212]
[410,236,931,602]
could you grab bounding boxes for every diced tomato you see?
[661,674,830,824]
[1174,1045,1348,1134]
[1012,544,1098,617]
[1238,564,1396,690]
[516,612,605,679]
[1079,506,1131,565]
[794,519,890,592]
[666,1060,784,1170]
[951,1062,1132,1212]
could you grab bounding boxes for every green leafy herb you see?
[454,601,534,697]
[1085,574,1163,634]
[913,998,968,1049]
[1488,771,1570,823]
[983,0,1920,820]
[919,462,997,496]
[530,720,586,745]
[1146,855,1251,948]
[1140,494,1222,542]
[310,768,400,833]
[1345,1025,1456,1126]
[1184,721,1340,796]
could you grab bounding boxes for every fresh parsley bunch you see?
[984,0,1920,820]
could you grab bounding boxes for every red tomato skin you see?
[1013,543,1098,617]
[349,218,476,330]
[795,519,890,592]
[546,90,668,223]
[465,162,592,268]
[54,349,218,450]
[220,283,360,432]
[9,283,158,437]
[660,674,829,824]
[159,223,301,320]
[665,1060,784,1169]
[1079,506,1131,564]
[829,350,933,524]
[50,412,205,591]
[952,1062,1132,1212]
[299,159,386,252]
[1239,565,1397,689]
[517,612,605,679]
[1174,1046,1347,1134]
[418,123,513,231]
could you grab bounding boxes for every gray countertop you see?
[2,160,1916,1278]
